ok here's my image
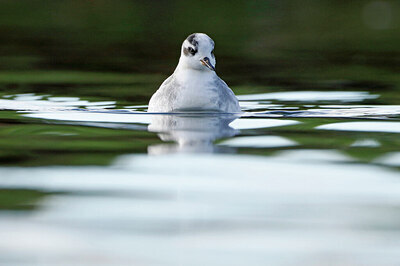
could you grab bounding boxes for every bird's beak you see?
[200,57,215,71]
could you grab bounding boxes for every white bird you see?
[148,33,241,113]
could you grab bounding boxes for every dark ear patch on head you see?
[187,34,198,47]
[183,46,197,56]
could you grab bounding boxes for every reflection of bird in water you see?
[147,114,238,154]
[148,33,240,113]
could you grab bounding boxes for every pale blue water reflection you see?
[0,91,400,265]
[1,151,400,265]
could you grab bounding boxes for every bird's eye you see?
[188,47,196,55]
[211,49,214,57]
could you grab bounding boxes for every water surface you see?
[1,88,400,265]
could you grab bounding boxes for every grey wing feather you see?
[148,75,180,112]
[213,76,241,112]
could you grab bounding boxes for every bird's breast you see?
[174,83,219,111]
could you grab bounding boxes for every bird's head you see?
[179,33,216,72]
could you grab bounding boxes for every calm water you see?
[1,89,400,265]
[1,0,400,265]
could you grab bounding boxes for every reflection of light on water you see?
[351,139,381,147]
[219,135,297,148]
[1,91,400,265]
[275,149,354,163]
[1,150,400,265]
[237,91,379,102]
[317,121,400,133]
[230,118,300,129]
[375,152,400,167]
[25,111,153,124]
[0,94,115,111]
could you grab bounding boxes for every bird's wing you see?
[213,76,241,112]
[148,75,179,112]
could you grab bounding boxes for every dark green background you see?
[1,0,399,88]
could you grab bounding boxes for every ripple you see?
[219,136,297,148]
[316,121,400,133]
[24,111,153,124]
[229,118,300,129]
[237,91,379,102]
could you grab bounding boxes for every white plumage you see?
[148,33,241,113]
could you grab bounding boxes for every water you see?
[1,0,400,265]
[1,89,400,265]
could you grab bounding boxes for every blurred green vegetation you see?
[0,0,398,98]
[0,71,163,84]
[0,1,399,76]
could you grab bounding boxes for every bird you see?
[148,33,241,113]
